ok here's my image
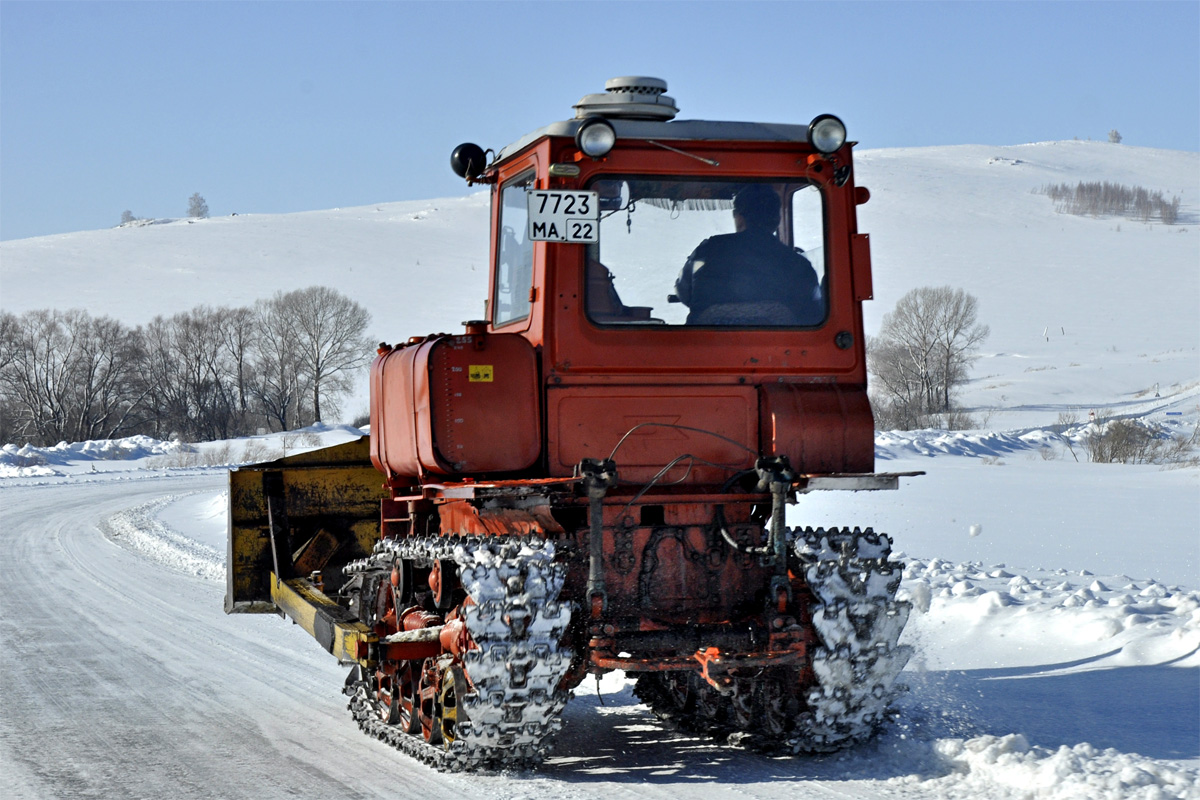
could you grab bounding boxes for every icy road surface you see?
[1,470,1197,800]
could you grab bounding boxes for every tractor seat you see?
[691,302,797,326]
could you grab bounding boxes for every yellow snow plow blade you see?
[224,436,385,615]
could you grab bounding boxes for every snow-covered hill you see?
[1,141,1197,797]
[3,141,1196,425]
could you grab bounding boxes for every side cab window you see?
[493,174,535,327]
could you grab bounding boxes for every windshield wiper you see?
[647,140,720,167]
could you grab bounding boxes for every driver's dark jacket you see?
[675,229,822,324]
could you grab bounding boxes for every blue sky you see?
[2,1,1197,241]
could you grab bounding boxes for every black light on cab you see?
[575,117,616,158]
[451,143,487,180]
[808,114,847,154]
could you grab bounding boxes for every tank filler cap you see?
[573,76,679,121]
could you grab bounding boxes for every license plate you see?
[527,190,599,243]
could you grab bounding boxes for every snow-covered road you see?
[2,471,1197,799]
[0,474,453,799]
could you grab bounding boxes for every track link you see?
[634,526,911,754]
[790,525,912,751]
[343,535,574,771]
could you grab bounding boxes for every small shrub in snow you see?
[203,442,232,466]
[147,448,200,469]
[240,440,276,464]
[1085,416,1199,465]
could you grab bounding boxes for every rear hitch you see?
[579,458,618,616]
[755,456,797,601]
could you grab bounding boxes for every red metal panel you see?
[437,501,564,537]
[547,385,758,482]
[372,334,540,477]
[851,233,873,301]
[759,383,874,473]
[370,345,424,479]
[425,334,541,473]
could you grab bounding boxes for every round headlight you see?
[809,114,847,154]
[576,117,617,158]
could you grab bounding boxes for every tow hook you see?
[755,456,798,601]
[579,458,618,617]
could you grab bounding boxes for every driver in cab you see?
[674,184,822,326]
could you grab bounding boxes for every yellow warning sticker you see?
[468,365,493,382]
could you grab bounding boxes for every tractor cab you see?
[439,76,877,483]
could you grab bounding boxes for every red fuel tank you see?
[759,383,874,474]
[370,333,542,478]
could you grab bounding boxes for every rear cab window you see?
[584,178,827,328]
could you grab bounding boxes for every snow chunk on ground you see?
[921,734,1200,799]
[901,557,1199,670]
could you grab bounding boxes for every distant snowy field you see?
[2,141,1197,798]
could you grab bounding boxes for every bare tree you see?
[867,336,931,431]
[65,314,148,441]
[248,297,306,432]
[265,286,372,423]
[188,193,209,219]
[141,307,247,440]
[217,306,258,426]
[0,311,24,444]
[0,288,373,445]
[0,310,147,444]
[0,312,18,374]
[867,286,989,430]
[929,288,991,411]
[1108,129,1122,144]
[1037,181,1181,224]
[0,310,84,444]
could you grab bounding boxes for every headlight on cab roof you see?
[576,117,617,158]
[809,114,847,154]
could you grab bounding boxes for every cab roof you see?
[495,118,817,164]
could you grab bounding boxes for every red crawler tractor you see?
[226,76,916,770]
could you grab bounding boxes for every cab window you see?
[585,178,826,327]
[493,174,535,326]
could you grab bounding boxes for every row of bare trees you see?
[0,287,372,446]
[867,286,990,430]
[1036,181,1181,224]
